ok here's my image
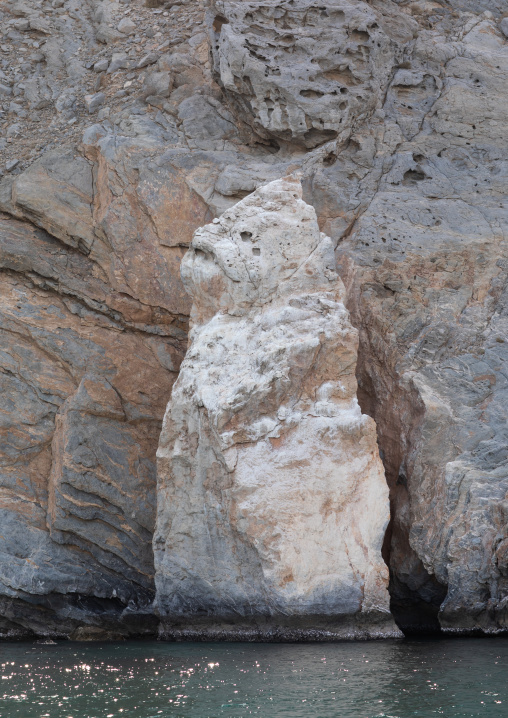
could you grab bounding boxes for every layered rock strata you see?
[0,0,507,638]
[0,213,185,638]
[154,177,400,640]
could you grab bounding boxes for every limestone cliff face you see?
[336,12,508,635]
[0,0,507,638]
[0,215,183,638]
[154,177,399,639]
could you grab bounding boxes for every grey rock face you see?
[84,91,106,113]
[0,0,507,639]
[335,14,508,635]
[141,70,172,100]
[5,159,19,172]
[108,53,131,74]
[24,78,53,110]
[117,17,136,34]
[208,0,416,147]
[137,52,160,69]
[93,59,110,73]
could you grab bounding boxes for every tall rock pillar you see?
[154,177,400,639]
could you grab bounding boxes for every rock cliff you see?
[0,0,507,638]
[154,177,399,639]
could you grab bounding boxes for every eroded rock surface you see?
[338,14,508,635]
[154,178,399,640]
[209,0,416,148]
[0,214,184,637]
[0,0,507,638]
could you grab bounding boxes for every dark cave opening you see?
[356,353,447,636]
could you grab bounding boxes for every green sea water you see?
[0,637,507,717]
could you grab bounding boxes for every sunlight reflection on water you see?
[0,637,507,717]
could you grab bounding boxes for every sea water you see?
[0,637,507,717]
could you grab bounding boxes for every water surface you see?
[0,637,506,717]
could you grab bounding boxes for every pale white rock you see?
[154,177,399,640]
